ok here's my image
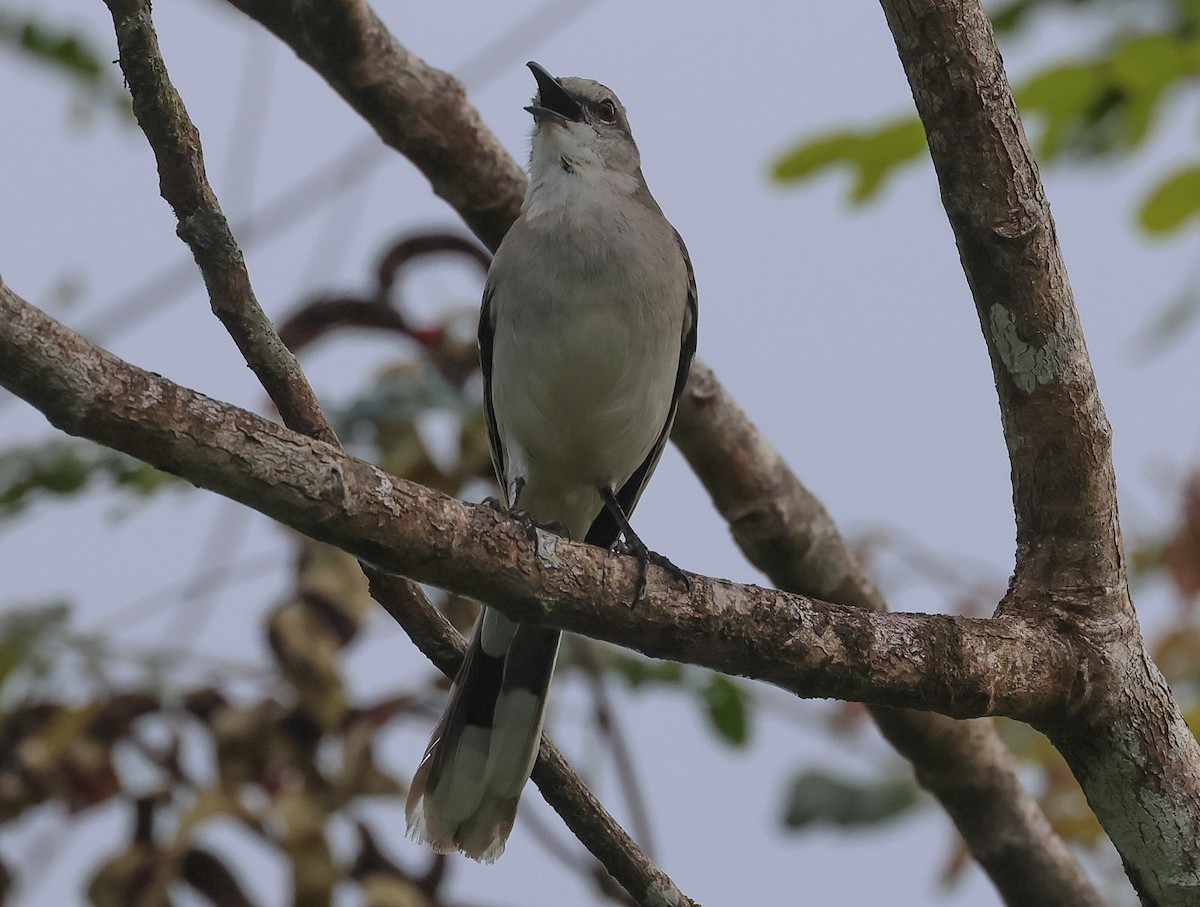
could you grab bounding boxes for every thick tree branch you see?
[99,4,689,901]
[675,362,1106,907]
[880,2,1200,904]
[209,1,1100,901]
[0,284,1077,722]
[878,0,1123,617]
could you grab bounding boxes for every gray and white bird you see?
[405,62,697,862]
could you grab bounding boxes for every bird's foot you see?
[482,497,569,544]
[614,537,690,604]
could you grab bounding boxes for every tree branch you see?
[207,1,1102,901]
[103,0,336,446]
[879,2,1200,904]
[878,0,1123,616]
[675,361,1107,906]
[0,283,1077,722]
[363,570,686,906]
[223,0,524,251]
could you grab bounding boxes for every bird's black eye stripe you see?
[593,98,618,123]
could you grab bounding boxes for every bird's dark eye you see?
[595,98,617,123]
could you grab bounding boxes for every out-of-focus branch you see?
[572,640,657,858]
[223,0,525,251]
[675,360,1106,907]
[0,286,1079,722]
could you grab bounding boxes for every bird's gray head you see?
[525,62,641,180]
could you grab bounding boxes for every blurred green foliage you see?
[775,0,1200,241]
[773,119,927,204]
[0,440,176,519]
[771,0,1200,871]
[606,651,753,747]
[704,673,751,746]
[782,769,921,830]
[0,12,131,119]
[0,602,71,706]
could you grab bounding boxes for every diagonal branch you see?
[364,570,685,906]
[100,3,692,902]
[103,0,336,447]
[0,283,1077,722]
[223,0,524,250]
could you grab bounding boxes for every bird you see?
[405,61,697,862]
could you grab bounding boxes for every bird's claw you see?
[482,498,568,544]
[615,539,690,605]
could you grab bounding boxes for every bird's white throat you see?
[523,127,640,221]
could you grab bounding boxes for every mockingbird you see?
[406,61,697,862]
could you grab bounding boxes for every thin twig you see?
[103,0,337,446]
[572,639,657,858]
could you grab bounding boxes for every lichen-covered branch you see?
[877,0,1123,614]
[1,283,1075,722]
[880,2,1200,903]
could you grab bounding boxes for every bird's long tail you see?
[405,607,561,862]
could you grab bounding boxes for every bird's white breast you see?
[487,173,686,534]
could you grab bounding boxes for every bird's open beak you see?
[525,61,582,125]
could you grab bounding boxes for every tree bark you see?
[0,284,1092,724]
[879,1,1200,903]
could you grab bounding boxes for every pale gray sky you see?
[4,1,1196,905]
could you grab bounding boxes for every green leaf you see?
[0,439,178,520]
[1138,164,1200,234]
[1016,62,1109,160]
[1111,34,1195,147]
[772,118,928,203]
[0,12,130,118]
[1015,33,1200,161]
[703,673,750,746]
[608,653,685,689]
[0,13,104,80]
[989,0,1041,34]
[782,770,921,831]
